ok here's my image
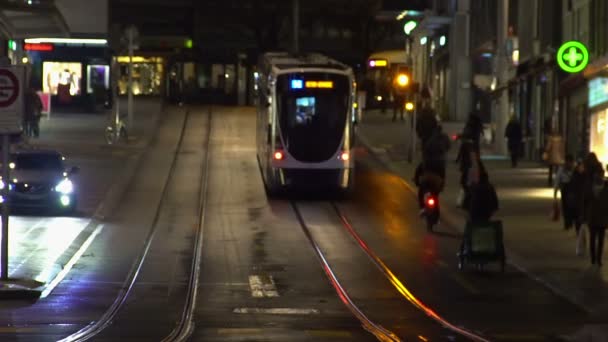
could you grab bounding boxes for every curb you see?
[355,131,595,316]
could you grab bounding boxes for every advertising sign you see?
[0,66,24,134]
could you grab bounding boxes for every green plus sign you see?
[563,47,583,67]
[557,41,589,73]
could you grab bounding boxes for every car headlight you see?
[55,179,73,194]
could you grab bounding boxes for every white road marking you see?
[40,223,104,298]
[248,274,279,298]
[233,308,320,315]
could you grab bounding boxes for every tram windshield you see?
[276,73,349,162]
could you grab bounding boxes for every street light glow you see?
[420,37,427,45]
[440,36,446,46]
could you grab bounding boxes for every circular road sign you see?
[557,41,589,73]
[0,69,19,107]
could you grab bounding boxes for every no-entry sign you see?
[0,67,24,134]
[0,69,19,107]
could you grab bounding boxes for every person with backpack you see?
[466,171,499,223]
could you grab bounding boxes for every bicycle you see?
[105,116,127,145]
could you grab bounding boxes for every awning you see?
[0,1,69,39]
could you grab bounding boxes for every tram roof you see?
[260,52,350,73]
[368,50,409,65]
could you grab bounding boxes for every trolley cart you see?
[457,220,506,272]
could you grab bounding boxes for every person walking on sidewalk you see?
[505,116,523,168]
[587,168,608,266]
[569,161,588,255]
[24,87,42,138]
[554,154,577,230]
[391,90,405,122]
[543,130,565,186]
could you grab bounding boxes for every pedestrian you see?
[542,130,565,186]
[24,87,42,137]
[456,140,473,207]
[586,166,608,266]
[421,124,451,180]
[391,90,405,122]
[462,111,483,153]
[553,154,575,230]
[466,170,499,223]
[568,161,587,255]
[416,103,438,147]
[505,115,523,168]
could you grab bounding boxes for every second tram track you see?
[292,199,490,342]
[60,107,212,342]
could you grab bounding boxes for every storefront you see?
[22,39,110,111]
[116,56,164,96]
[587,76,608,166]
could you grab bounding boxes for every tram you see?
[363,50,410,110]
[255,52,356,195]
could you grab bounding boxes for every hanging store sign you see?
[588,77,608,108]
[557,41,589,73]
[24,43,54,51]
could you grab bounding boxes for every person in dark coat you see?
[416,105,438,147]
[24,87,42,137]
[565,160,586,239]
[587,169,608,266]
[462,112,483,152]
[505,116,523,167]
[467,171,499,223]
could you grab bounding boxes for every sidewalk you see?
[356,109,608,338]
[0,97,165,298]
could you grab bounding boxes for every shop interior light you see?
[439,36,446,46]
[24,38,107,45]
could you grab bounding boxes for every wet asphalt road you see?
[0,105,590,341]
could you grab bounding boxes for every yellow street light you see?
[405,102,415,111]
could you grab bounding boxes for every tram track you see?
[291,198,491,341]
[59,107,212,342]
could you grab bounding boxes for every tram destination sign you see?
[0,67,24,134]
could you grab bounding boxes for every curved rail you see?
[330,202,490,342]
[291,201,400,342]
[60,108,196,342]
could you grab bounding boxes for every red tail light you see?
[340,152,350,161]
[426,197,436,208]
[273,151,284,160]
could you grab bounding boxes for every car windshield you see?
[12,154,63,170]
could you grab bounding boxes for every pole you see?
[293,0,299,54]
[127,27,134,132]
[1,134,9,280]
[495,0,509,154]
[410,103,417,163]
